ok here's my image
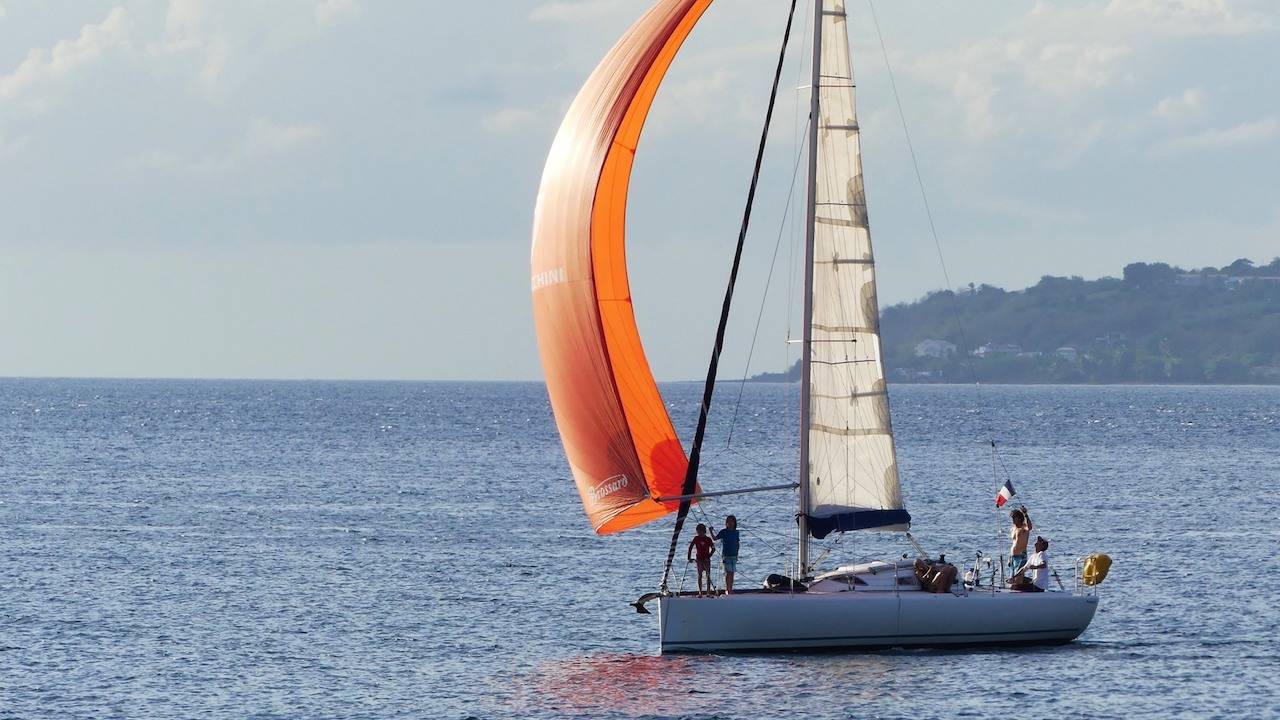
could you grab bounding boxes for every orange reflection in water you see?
[498,650,914,717]
[506,653,708,717]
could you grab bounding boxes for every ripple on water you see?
[0,380,1277,718]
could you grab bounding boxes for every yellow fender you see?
[1083,553,1112,586]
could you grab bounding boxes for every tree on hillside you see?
[1224,258,1256,275]
[754,258,1280,385]
[1122,262,1178,288]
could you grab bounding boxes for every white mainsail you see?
[802,0,908,538]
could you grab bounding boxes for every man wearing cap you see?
[1012,536,1051,592]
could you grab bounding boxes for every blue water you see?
[1,379,1278,718]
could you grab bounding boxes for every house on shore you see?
[914,339,958,358]
[973,343,1021,357]
[1055,346,1081,362]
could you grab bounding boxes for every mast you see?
[797,0,824,578]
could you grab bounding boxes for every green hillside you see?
[754,258,1280,384]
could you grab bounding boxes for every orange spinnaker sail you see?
[531,0,712,534]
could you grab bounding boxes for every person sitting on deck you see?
[913,557,959,593]
[1011,536,1051,592]
[687,523,716,597]
[714,515,740,595]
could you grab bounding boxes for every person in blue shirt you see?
[714,515,740,595]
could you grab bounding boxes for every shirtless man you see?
[1008,505,1033,579]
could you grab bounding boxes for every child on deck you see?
[714,515,740,595]
[686,523,716,597]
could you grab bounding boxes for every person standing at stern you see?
[1009,505,1033,579]
[714,515,740,595]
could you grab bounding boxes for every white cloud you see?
[483,107,539,134]
[1049,118,1111,169]
[1157,116,1279,154]
[0,7,132,100]
[1029,42,1132,91]
[316,0,362,28]
[147,0,231,92]
[200,35,230,87]
[664,66,735,122]
[905,0,1277,159]
[242,117,323,154]
[1103,0,1274,36]
[146,0,363,95]
[946,66,1003,139]
[530,0,627,23]
[130,118,324,174]
[0,128,27,157]
[126,149,185,172]
[153,0,206,53]
[0,3,7,21]
[1154,87,1208,123]
[913,27,1133,144]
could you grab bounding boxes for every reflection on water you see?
[506,649,1030,717]
[507,654,705,717]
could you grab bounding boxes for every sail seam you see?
[811,323,875,332]
[812,390,888,400]
[809,358,877,365]
[811,424,891,437]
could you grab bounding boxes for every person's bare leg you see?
[725,571,734,595]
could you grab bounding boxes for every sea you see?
[1,379,1277,719]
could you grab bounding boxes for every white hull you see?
[659,589,1098,653]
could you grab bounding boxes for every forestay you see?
[803,0,909,538]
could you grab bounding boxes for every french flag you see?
[995,480,1016,507]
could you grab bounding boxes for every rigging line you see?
[724,133,809,450]
[865,0,992,440]
[660,0,802,593]
[733,489,777,517]
[809,532,844,570]
[742,525,795,541]
[693,499,713,530]
[701,438,780,477]
[735,494,792,527]
[694,446,729,468]
[723,445,792,483]
[992,441,1017,484]
[741,525,788,559]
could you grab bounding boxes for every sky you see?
[0,0,1276,381]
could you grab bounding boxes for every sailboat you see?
[531,0,1100,652]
